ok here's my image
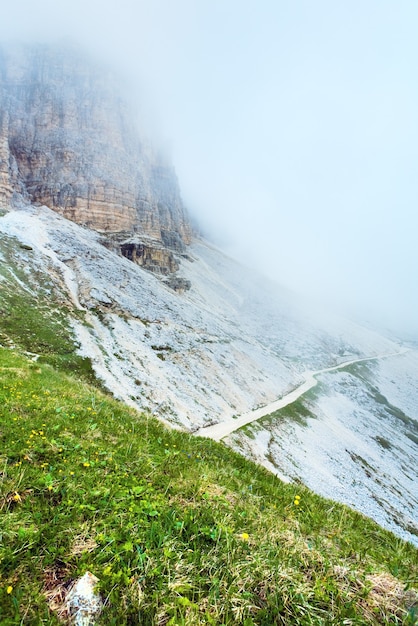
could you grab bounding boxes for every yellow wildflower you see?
[12,492,21,502]
[239,532,250,541]
[6,585,13,594]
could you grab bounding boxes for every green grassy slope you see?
[0,232,96,383]
[0,348,417,625]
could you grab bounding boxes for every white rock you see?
[66,572,103,626]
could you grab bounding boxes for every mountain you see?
[0,44,417,550]
[0,43,191,279]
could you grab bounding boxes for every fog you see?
[1,1,418,337]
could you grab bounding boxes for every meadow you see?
[0,347,417,624]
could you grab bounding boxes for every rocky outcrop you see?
[104,232,180,275]
[0,44,192,273]
[164,275,192,293]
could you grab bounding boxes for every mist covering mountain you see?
[0,43,191,278]
[0,44,417,546]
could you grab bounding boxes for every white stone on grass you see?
[66,572,103,626]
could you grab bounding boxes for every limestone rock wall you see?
[0,111,13,206]
[0,44,192,259]
[104,232,180,275]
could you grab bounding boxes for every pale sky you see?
[1,1,418,336]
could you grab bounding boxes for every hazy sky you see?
[1,1,418,336]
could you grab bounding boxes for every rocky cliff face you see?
[0,44,192,276]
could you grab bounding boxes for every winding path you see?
[195,349,408,441]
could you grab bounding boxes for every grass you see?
[0,233,97,384]
[0,348,417,625]
[255,396,317,432]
